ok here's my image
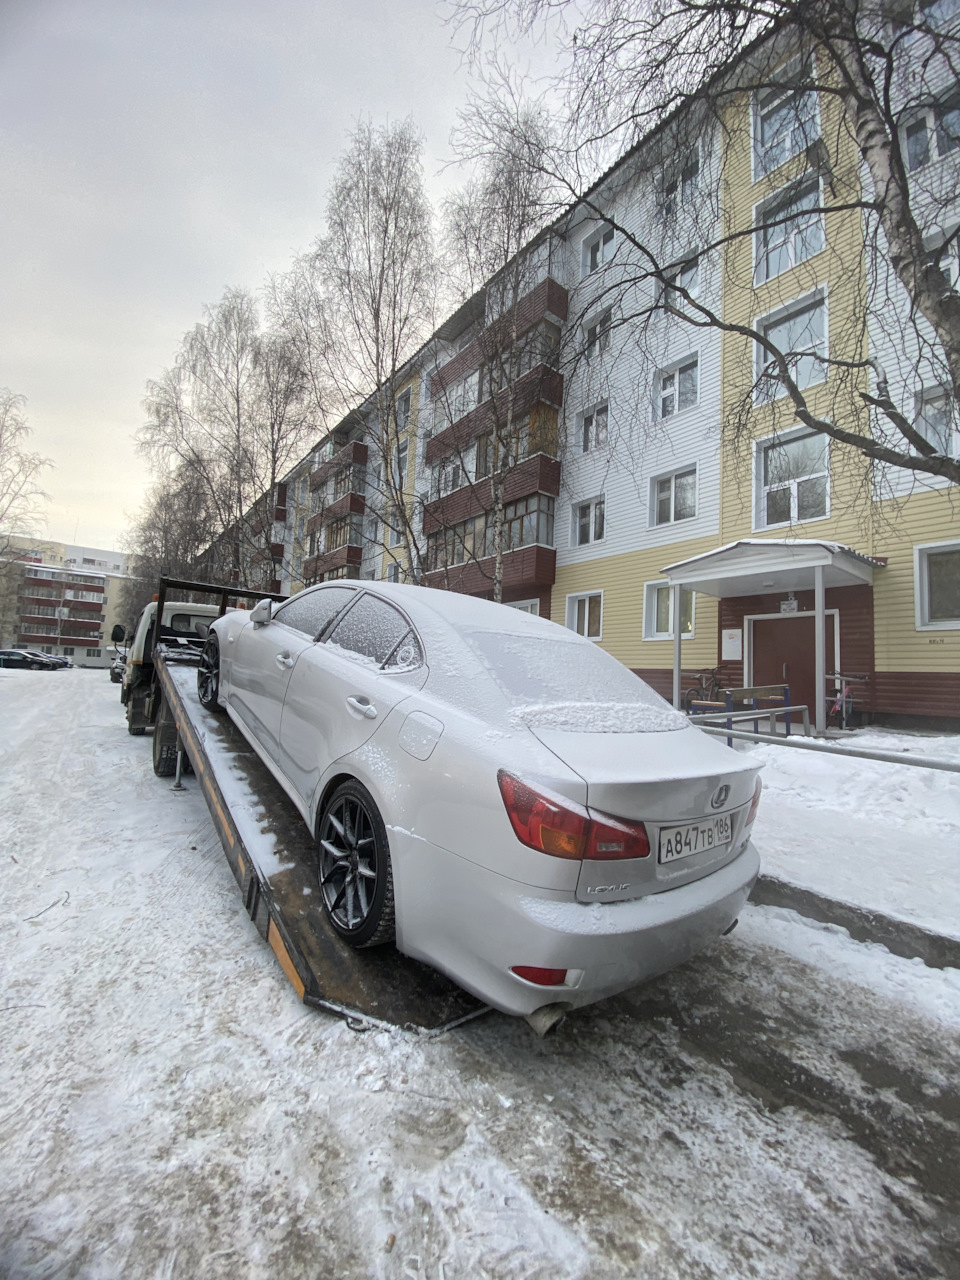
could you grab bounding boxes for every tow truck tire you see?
[153,704,179,778]
[198,634,223,711]
[317,780,395,949]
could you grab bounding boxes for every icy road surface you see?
[2,670,959,1279]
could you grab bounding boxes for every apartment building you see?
[257,25,958,728]
[0,538,130,666]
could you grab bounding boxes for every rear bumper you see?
[393,834,760,1017]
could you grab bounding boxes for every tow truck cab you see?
[117,600,223,735]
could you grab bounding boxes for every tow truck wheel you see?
[198,634,223,711]
[317,781,395,949]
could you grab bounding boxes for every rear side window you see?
[274,587,356,638]
[326,593,421,668]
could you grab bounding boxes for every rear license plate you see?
[659,815,732,863]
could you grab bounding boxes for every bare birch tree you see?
[451,0,960,490]
[0,390,52,644]
[280,118,439,583]
[140,287,316,588]
[432,77,566,601]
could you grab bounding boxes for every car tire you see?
[317,780,395,949]
[197,634,223,711]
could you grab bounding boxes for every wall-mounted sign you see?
[780,598,799,614]
[721,628,743,660]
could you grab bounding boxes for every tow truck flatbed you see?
[153,650,487,1035]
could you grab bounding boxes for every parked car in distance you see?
[0,649,61,670]
[110,650,126,683]
[22,649,72,668]
[197,582,762,1023]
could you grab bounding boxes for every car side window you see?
[273,587,356,638]
[325,594,420,668]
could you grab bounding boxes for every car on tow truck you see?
[197,582,761,1024]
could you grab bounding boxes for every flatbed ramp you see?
[156,657,487,1034]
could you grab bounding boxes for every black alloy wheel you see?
[317,780,395,948]
[197,634,223,711]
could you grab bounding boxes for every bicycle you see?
[682,666,724,713]
[826,672,869,731]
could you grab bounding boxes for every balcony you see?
[310,440,368,491]
[432,277,569,396]
[422,545,556,597]
[307,492,366,537]
[425,365,564,468]
[304,544,363,581]
[423,454,561,534]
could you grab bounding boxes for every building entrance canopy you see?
[659,540,886,731]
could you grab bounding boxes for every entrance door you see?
[751,614,836,715]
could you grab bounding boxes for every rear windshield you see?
[465,631,687,733]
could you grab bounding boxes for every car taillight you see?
[511,965,568,986]
[746,777,762,825]
[498,771,650,861]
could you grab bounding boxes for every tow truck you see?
[122,577,486,1035]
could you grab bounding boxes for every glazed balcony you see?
[422,545,556,597]
[432,277,569,396]
[425,365,563,468]
[304,544,363,581]
[310,440,368,491]
[422,454,561,535]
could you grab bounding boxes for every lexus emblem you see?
[711,785,730,810]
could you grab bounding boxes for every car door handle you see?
[276,651,295,669]
[346,696,378,720]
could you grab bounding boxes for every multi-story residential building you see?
[247,28,958,729]
[0,537,130,667]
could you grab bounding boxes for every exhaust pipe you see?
[525,1003,568,1037]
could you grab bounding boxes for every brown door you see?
[752,614,835,715]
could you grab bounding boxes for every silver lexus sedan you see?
[198,582,761,1019]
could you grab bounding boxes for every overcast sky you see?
[0,0,542,550]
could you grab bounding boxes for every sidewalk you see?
[740,726,960,969]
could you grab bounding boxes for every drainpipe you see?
[814,564,826,735]
[672,582,683,709]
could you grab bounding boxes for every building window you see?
[904,93,960,170]
[395,388,411,433]
[333,466,357,500]
[757,428,829,527]
[433,455,466,498]
[572,496,605,546]
[663,254,700,310]
[388,507,403,548]
[585,309,611,359]
[62,647,75,656]
[426,495,554,571]
[756,292,827,400]
[754,56,819,177]
[643,582,694,639]
[756,179,825,282]
[660,148,700,217]
[658,357,699,418]
[566,592,603,639]
[915,541,960,628]
[506,599,540,615]
[327,516,362,552]
[915,386,956,454]
[386,561,401,583]
[503,494,555,550]
[393,439,408,492]
[579,403,609,453]
[86,648,101,658]
[583,225,614,274]
[652,467,697,525]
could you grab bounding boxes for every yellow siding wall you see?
[551,535,722,671]
[873,489,960,672]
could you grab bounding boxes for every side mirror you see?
[111,624,126,643]
[250,598,273,627]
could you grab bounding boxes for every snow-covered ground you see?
[2,670,959,1279]
[744,726,960,940]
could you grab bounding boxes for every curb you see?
[750,875,960,972]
